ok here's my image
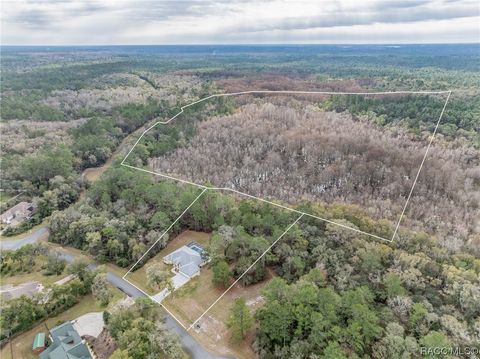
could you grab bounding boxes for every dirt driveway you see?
[0,281,43,300]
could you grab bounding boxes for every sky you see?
[1,0,479,45]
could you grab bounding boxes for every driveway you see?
[0,226,48,251]
[0,281,43,300]
[0,236,234,358]
[57,251,233,359]
[73,312,104,338]
[152,272,190,303]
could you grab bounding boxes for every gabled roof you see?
[33,332,45,349]
[39,322,92,359]
[0,201,34,220]
[163,245,205,277]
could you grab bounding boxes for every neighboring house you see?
[163,242,207,278]
[39,321,93,359]
[0,201,35,227]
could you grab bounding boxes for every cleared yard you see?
[0,192,13,204]
[124,230,211,295]
[0,287,124,359]
[163,267,274,359]
[0,254,66,286]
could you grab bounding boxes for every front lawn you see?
[124,230,211,295]
[0,287,124,359]
[163,267,274,359]
[0,255,65,287]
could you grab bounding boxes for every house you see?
[39,321,93,359]
[163,242,207,278]
[0,201,35,227]
[152,242,208,303]
[32,332,46,354]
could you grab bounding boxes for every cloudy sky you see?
[1,0,479,45]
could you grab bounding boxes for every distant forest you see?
[1,44,479,358]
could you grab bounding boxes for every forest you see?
[47,165,480,358]
[0,65,207,235]
[146,98,479,252]
[1,44,479,358]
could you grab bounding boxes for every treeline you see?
[1,145,82,236]
[105,298,184,359]
[252,215,480,358]
[1,244,66,278]
[48,166,298,269]
[47,165,480,358]
[0,93,64,121]
[128,95,235,164]
[1,61,137,92]
[1,96,178,236]
[0,249,108,340]
[49,167,204,267]
[1,86,224,236]
[150,102,479,250]
[48,165,390,270]
[324,94,480,145]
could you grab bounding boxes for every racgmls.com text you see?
[420,346,479,357]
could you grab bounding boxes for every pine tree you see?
[227,297,252,341]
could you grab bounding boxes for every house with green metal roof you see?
[39,321,93,359]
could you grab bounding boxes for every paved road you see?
[58,252,232,359]
[0,226,48,251]
[1,229,233,358]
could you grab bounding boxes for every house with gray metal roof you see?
[0,201,35,228]
[163,242,206,278]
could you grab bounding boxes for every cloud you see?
[1,0,478,44]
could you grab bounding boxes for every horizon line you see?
[1,42,479,47]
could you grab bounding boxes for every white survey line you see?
[158,301,190,330]
[123,188,208,278]
[119,88,453,339]
[121,121,166,166]
[212,186,392,242]
[186,213,304,331]
[122,276,189,330]
[391,90,452,240]
[122,163,208,189]
[121,166,391,242]
[121,89,449,165]
[121,89,452,245]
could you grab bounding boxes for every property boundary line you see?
[121,89,452,243]
[391,90,452,240]
[120,89,452,333]
[185,213,304,331]
[121,90,450,166]
[121,275,190,330]
[123,188,208,278]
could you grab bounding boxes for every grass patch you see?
[124,230,211,295]
[0,192,13,204]
[0,287,124,359]
[163,267,274,359]
[0,255,65,287]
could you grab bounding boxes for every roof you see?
[39,322,92,359]
[33,332,46,349]
[163,245,205,278]
[0,201,35,226]
[1,201,33,217]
